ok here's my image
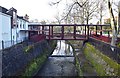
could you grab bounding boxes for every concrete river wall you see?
[2,40,57,76]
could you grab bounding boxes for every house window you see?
[13,36,14,40]
[17,24,18,28]
[17,33,19,38]
[23,24,25,29]
[20,24,22,28]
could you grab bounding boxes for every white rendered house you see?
[0,6,29,50]
[0,6,12,49]
[16,16,28,42]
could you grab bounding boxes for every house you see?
[28,22,48,42]
[7,7,29,43]
[0,6,12,49]
[0,6,29,50]
[17,16,28,42]
[28,22,42,38]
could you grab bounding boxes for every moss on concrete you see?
[68,40,84,76]
[84,43,120,76]
[23,53,47,76]
[117,42,120,48]
[22,40,57,76]
[24,45,34,53]
[75,57,83,76]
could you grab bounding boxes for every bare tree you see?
[54,12,62,24]
[97,0,106,24]
[118,1,120,34]
[65,0,99,24]
[107,0,119,47]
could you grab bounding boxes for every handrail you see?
[28,24,110,27]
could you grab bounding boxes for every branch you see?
[60,1,87,22]
[49,0,62,6]
[108,0,117,31]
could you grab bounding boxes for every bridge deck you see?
[46,37,87,40]
[28,24,111,40]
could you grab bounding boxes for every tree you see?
[113,1,120,34]
[97,0,106,24]
[40,20,46,25]
[107,0,119,47]
[54,12,62,24]
[118,1,120,35]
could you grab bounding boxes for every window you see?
[23,24,25,29]
[17,33,19,38]
[17,24,18,28]
[20,24,22,28]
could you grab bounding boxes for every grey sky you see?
[0,0,119,23]
[0,0,66,22]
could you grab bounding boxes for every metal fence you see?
[0,40,23,50]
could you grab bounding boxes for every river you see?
[35,40,77,76]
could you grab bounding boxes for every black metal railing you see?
[0,37,29,50]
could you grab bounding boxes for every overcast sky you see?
[0,0,67,22]
[0,0,119,24]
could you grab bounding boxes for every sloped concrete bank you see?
[68,41,97,76]
[68,40,120,77]
[2,40,57,76]
[83,43,120,76]
[88,38,120,63]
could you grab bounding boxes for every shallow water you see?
[52,40,73,56]
[35,40,77,76]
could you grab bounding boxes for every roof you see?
[0,6,10,16]
[29,22,41,26]
[17,16,29,22]
[0,6,28,22]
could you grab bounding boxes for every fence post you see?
[90,30,92,36]
[108,31,110,38]
[2,40,4,50]
[96,25,97,35]
[87,25,89,39]
[74,25,76,39]
[100,26,102,35]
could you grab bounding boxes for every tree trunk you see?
[108,0,117,47]
[118,1,120,34]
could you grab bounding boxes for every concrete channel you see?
[35,40,77,76]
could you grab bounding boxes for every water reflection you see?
[36,40,77,76]
[52,40,73,56]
